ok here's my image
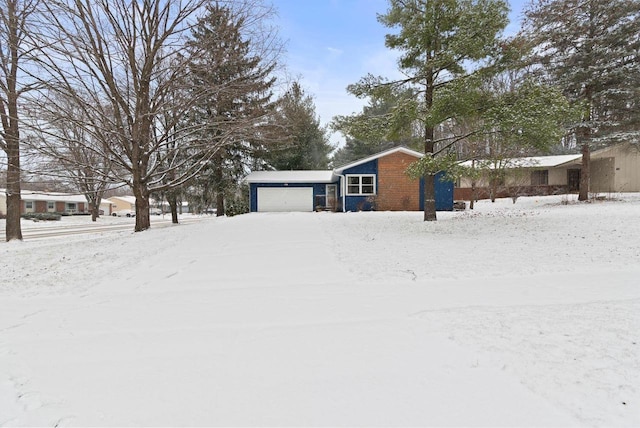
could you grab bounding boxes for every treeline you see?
[0,0,331,240]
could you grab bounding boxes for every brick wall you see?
[377,152,421,211]
[35,201,47,213]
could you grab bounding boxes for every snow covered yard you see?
[1,194,639,426]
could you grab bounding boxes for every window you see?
[346,174,376,195]
[25,201,33,210]
[531,170,549,186]
[47,201,55,211]
[66,203,77,213]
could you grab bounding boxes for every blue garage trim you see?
[250,182,337,212]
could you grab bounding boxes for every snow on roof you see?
[18,190,89,203]
[245,170,337,183]
[108,195,138,205]
[334,146,424,173]
[460,154,582,169]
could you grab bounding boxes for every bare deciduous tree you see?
[0,0,39,241]
[28,93,117,221]
[31,0,220,232]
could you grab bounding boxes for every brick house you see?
[0,189,115,216]
[246,146,454,212]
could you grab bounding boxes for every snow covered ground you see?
[1,194,639,426]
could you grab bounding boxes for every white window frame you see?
[47,201,55,212]
[66,202,77,214]
[345,174,376,196]
[25,201,34,211]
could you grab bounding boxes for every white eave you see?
[460,154,582,169]
[245,170,338,183]
[16,190,88,203]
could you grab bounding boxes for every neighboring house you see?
[246,146,454,213]
[456,142,640,200]
[0,189,115,216]
[108,195,189,214]
[108,195,137,213]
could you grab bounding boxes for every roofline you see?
[333,146,423,173]
[460,154,583,169]
[245,170,338,183]
[553,156,583,167]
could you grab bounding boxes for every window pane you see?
[362,185,374,194]
[362,176,373,185]
[348,176,360,185]
[348,185,360,194]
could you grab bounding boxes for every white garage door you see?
[257,187,313,212]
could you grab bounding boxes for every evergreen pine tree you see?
[185,2,277,215]
[267,82,332,170]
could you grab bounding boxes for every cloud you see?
[327,47,343,57]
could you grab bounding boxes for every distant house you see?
[455,142,640,200]
[107,196,137,213]
[245,146,454,213]
[0,189,115,216]
[107,195,189,215]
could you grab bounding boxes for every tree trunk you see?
[91,204,99,221]
[469,159,476,210]
[4,115,22,241]
[470,180,476,210]
[167,192,179,224]
[578,143,590,201]
[214,154,225,217]
[216,191,225,217]
[423,70,437,222]
[578,85,592,202]
[2,0,23,241]
[132,183,151,231]
[90,196,101,221]
[423,172,437,221]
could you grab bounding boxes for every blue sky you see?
[269,0,529,146]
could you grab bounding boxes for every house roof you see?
[245,170,338,183]
[108,195,138,205]
[460,154,582,169]
[334,146,424,173]
[14,190,89,203]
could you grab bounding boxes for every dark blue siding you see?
[342,159,378,211]
[435,172,454,211]
[341,160,377,175]
[418,172,454,211]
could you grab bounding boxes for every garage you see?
[257,187,314,212]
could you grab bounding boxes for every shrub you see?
[225,185,250,217]
[21,212,62,221]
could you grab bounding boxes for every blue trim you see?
[342,159,378,211]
